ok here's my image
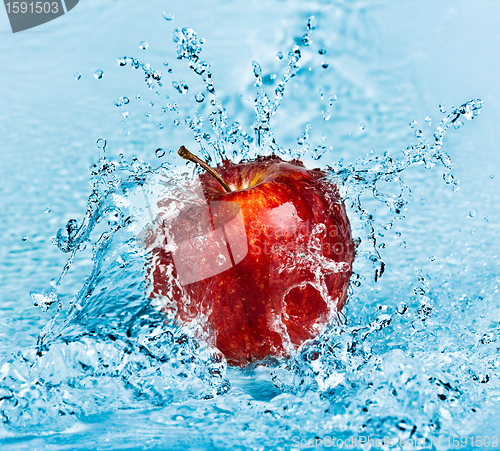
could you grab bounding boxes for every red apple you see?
[145,148,355,366]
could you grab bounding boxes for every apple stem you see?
[177,146,232,193]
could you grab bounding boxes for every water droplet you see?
[123,111,129,118]
[103,207,123,227]
[74,73,81,81]
[163,12,174,20]
[420,198,426,205]
[359,123,366,131]
[217,254,226,265]
[415,129,423,138]
[469,210,476,217]
[45,206,51,213]
[96,138,107,150]
[139,41,149,50]
[124,129,130,136]
[168,68,173,74]
[94,70,103,80]
[114,96,130,107]
[329,95,337,105]
[484,215,490,222]
[195,92,205,103]
[409,120,417,128]
[453,121,463,129]
[400,241,407,249]
[172,80,189,94]
[425,116,432,125]
[321,63,329,69]
[490,174,494,179]
[136,95,141,100]
[22,236,28,242]
[145,112,151,117]
[155,148,165,158]
[173,119,180,126]
[276,51,283,60]
[322,110,331,121]
[307,15,316,30]
[117,57,127,66]
[439,104,446,113]
[157,123,164,129]
[429,255,436,261]
[318,49,326,55]
[302,33,312,46]
[394,232,401,239]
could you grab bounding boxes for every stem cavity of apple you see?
[178,145,232,193]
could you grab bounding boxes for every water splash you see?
[0,13,488,445]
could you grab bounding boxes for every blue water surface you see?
[1,1,500,449]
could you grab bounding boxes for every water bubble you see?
[45,206,51,213]
[429,255,436,261]
[420,198,426,205]
[163,12,174,20]
[122,111,129,118]
[136,95,140,100]
[195,92,205,103]
[484,215,490,222]
[425,116,432,125]
[453,121,464,129]
[96,138,107,150]
[415,129,423,138]
[409,120,417,128]
[124,129,130,135]
[155,148,165,158]
[307,15,316,30]
[469,210,476,217]
[394,232,401,239]
[439,104,446,113]
[322,110,331,121]
[490,174,495,179]
[168,68,173,74]
[117,57,127,66]
[173,119,180,126]
[318,49,326,55]
[276,51,283,60]
[400,241,407,249]
[22,236,28,242]
[139,41,149,50]
[329,95,337,105]
[94,70,103,80]
[74,73,81,81]
[157,123,164,129]
[321,63,329,69]
[145,112,151,117]
[359,123,366,131]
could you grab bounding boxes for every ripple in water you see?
[0,14,488,448]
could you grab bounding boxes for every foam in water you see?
[0,14,489,447]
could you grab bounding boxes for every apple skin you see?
[146,155,355,366]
